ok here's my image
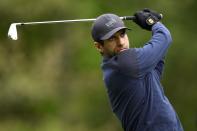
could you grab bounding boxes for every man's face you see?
[95,29,130,57]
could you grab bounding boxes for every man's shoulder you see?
[102,48,139,66]
[101,48,141,78]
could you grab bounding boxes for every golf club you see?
[8,14,162,40]
[7,16,135,40]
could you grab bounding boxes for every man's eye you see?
[120,31,126,37]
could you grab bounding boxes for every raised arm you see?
[115,22,171,78]
[135,22,172,76]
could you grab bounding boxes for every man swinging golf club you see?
[91,8,184,131]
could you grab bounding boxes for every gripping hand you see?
[133,8,161,31]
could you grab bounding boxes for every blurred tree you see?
[0,0,197,131]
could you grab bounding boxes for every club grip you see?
[158,14,163,20]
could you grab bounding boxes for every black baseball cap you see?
[91,14,129,42]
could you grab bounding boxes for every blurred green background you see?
[0,0,197,131]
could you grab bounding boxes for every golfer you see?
[91,9,184,131]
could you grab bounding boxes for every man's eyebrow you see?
[109,34,116,39]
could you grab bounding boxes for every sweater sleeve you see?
[116,22,172,78]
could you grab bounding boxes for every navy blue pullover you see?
[101,22,184,131]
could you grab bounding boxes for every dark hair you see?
[97,40,104,45]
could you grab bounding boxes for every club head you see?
[8,23,20,40]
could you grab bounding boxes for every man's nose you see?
[117,37,124,46]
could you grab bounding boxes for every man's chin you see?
[106,49,128,57]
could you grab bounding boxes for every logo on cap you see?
[105,18,116,27]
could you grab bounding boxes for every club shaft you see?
[20,18,96,25]
[18,16,136,26]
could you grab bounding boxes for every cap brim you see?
[101,27,130,40]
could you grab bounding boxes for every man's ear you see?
[94,42,104,53]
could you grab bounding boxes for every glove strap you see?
[146,16,157,25]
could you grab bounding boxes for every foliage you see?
[0,0,197,130]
